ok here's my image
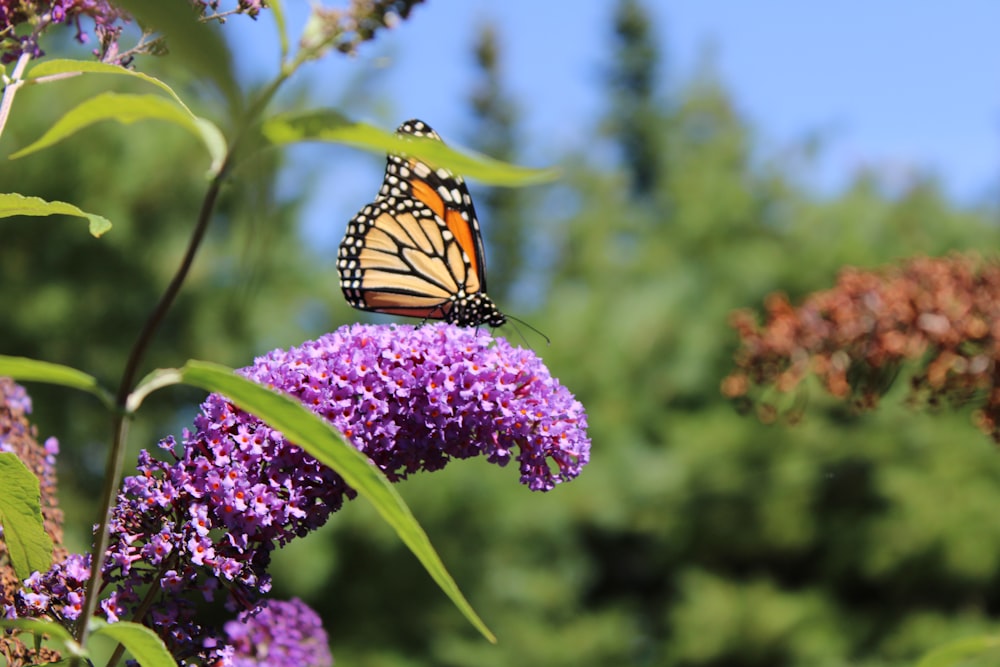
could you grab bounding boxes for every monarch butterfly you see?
[337,119,507,328]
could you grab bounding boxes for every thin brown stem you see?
[70,40,299,661]
[116,161,230,406]
[74,157,232,651]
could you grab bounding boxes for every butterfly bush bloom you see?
[0,0,128,63]
[254,323,591,491]
[0,0,272,64]
[5,326,588,663]
[93,323,589,662]
[10,553,89,622]
[225,598,333,667]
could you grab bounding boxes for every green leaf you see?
[261,111,558,186]
[0,355,114,407]
[90,619,177,667]
[128,368,182,414]
[0,193,112,237]
[8,92,225,173]
[178,360,497,643]
[28,59,192,113]
[916,635,1000,667]
[268,0,289,59]
[22,61,228,173]
[110,0,238,107]
[0,453,53,580]
[0,618,80,655]
[190,116,228,174]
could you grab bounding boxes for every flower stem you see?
[74,157,231,649]
[71,50,299,655]
[0,52,32,144]
[104,559,177,667]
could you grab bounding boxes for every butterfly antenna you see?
[504,314,551,347]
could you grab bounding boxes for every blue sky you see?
[230,1,1000,245]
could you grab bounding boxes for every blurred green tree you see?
[465,20,527,303]
[607,0,664,200]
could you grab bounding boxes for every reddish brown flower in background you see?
[724,253,1000,440]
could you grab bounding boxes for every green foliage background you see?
[5,1,1000,665]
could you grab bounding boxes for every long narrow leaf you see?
[128,368,182,414]
[23,60,227,173]
[261,110,557,186]
[0,355,113,407]
[27,59,193,115]
[9,92,225,173]
[90,619,176,667]
[178,360,496,642]
[0,453,53,580]
[0,618,78,651]
[0,193,111,237]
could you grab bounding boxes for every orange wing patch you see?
[408,166,480,279]
[410,178,445,219]
[444,208,479,279]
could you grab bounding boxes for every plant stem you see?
[104,558,177,667]
[74,157,231,650]
[0,52,32,143]
[71,51,298,660]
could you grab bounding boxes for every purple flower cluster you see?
[0,0,128,63]
[247,322,591,490]
[99,425,344,663]
[0,0,270,64]
[7,553,89,622]
[224,598,333,667]
[6,324,588,663]
[96,323,587,661]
